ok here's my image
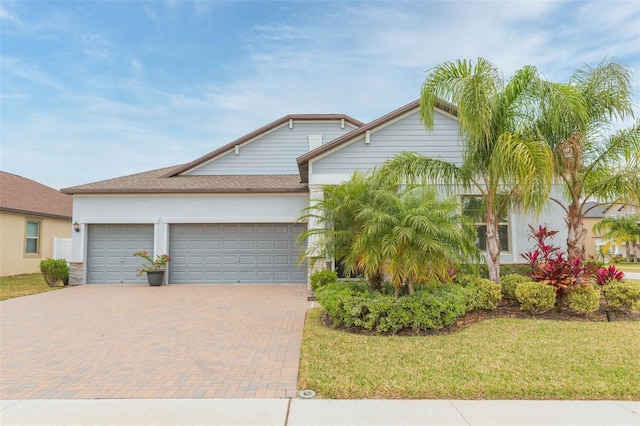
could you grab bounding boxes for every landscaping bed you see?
[320,297,640,337]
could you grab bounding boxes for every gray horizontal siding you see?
[187,122,356,175]
[312,111,463,174]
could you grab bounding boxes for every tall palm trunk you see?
[566,200,587,259]
[485,211,501,283]
[624,241,632,263]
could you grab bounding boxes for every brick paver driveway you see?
[0,284,308,399]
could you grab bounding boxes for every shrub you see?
[453,274,501,310]
[515,281,556,314]
[521,225,596,305]
[309,270,338,291]
[39,258,69,287]
[603,283,640,314]
[566,286,600,315]
[500,274,531,300]
[500,263,530,277]
[315,280,475,333]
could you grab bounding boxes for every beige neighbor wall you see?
[583,217,600,259]
[0,211,72,277]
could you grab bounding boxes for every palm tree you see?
[535,59,638,259]
[347,186,481,297]
[296,171,389,291]
[593,215,640,262]
[380,58,553,283]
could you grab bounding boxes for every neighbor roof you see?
[0,171,72,219]
[60,166,308,195]
[582,201,611,218]
[164,114,364,178]
[296,99,458,183]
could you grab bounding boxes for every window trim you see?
[24,218,42,257]
[460,195,510,253]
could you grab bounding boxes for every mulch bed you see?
[320,299,639,337]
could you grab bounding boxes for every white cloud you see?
[0,57,65,90]
[82,34,114,61]
[0,4,18,22]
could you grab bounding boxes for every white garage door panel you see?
[87,224,154,284]
[169,223,306,284]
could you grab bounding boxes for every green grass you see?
[615,263,640,273]
[0,273,64,301]
[298,308,640,400]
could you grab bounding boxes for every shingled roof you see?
[60,166,308,195]
[0,171,72,219]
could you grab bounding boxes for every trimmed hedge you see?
[456,274,501,310]
[309,270,338,291]
[500,274,532,300]
[315,281,475,333]
[515,281,556,314]
[603,282,640,314]
[566,286,600,315]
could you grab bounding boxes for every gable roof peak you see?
[164,113,364,178]
[296,98,457,183]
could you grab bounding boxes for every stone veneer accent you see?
[68,261,84,285]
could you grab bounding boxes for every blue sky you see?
[1,0,639,190]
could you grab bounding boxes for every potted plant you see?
[133,251,171,286]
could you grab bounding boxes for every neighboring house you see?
[585,202,640,260]
[61,100,567,285]
[583,201,609,259]
[0,171,73,276]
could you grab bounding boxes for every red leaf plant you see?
[596,265,624,286]
[521,225,596,305]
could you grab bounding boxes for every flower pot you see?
[146,271,165,286]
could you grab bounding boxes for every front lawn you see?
[0,273,63,301]
[616,263,640,274]
[298,308,640,400]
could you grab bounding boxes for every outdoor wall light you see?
[73,222,80,233]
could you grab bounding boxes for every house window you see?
[461,196,509,251]
[25,220,41,255]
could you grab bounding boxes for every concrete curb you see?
[2,399,639,426]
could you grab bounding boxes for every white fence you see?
[52,237,72,261]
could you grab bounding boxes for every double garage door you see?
[86,223,306,284]
[170,223,306,284]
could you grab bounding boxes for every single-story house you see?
[61,99,567,285]
[0,171,73,276]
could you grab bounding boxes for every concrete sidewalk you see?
[2,399,638,425]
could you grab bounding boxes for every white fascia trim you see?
[164,217,303,224]
[308,173,353,185]
[184,122,289,175]
[307,106,421,166]
[78,217,160,224]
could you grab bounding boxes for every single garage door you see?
[169,223,307,284]
[87,224,154,284]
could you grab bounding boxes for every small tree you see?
[296,171,389,291]
[347,186,482,298]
